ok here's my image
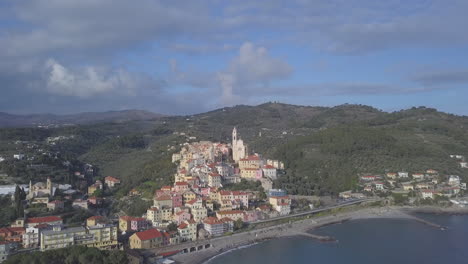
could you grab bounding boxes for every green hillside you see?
[1,103,468,197]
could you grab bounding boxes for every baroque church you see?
[232,127,247,162]
[27,177,54,199]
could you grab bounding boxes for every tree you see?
[167,222,178,232]
[234,218,244,231]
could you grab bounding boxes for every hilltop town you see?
[0,127,293,263]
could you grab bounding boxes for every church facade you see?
[232,127,247,162]
[28,177,54,200]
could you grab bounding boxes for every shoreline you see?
[171,206,421,264]
[170,205,465,264]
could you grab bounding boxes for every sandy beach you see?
[169,205,434,264]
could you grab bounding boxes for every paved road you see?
[251,198,377,225]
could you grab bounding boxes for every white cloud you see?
[215,42,293,106]
[45,59,143,97]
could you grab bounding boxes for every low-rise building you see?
[22,224,51,248]
[154,195,173,209]
[216,210,244,221]
[269,196,291,216]
[25,216,62,228]
[202,217,233,237]
[86,216,106,227]
[0,227,25,243]
[72,199,88,210]
[208,173,222,188]
[398,172,409,178]
[375,182,384,191]
[47,200,64,211]
[104,176,120,188]
[178,219,197,242]
[402,183,414,191]
[129,229,163,249]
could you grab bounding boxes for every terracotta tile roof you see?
[186,198,199,205]
[263,165,276,169]
[203,217,222,225]
[175,182,189,186]
[135,228,162,241]
[0,227,25,234]
[120,216,133,221]
[178,223,188,229]
[217,210,243,215]
[105,176,120,183]
[219,217,233,223]
[26,216,62,224]
[156,195,172,201]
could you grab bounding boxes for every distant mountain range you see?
[0,110,164,127]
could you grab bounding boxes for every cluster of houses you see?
[0,169,124,262]
[0,128,292,259]
[346,164,467,202]
[0,215,119,261]
[122,128,291,249]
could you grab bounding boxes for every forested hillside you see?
[1,103,467,196]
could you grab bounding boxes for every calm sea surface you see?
[207,214,468,264]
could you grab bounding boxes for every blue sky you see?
[1,0,468,115]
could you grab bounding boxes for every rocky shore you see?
[170,206,427,264]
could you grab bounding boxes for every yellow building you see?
[240,168,258,179]
[146,207,162,225]
[86,216,106,227]
[86,224,119,249]
[216,210,244,221]
[238,155,261,170]
[119,216,132,232]
[129,229,163,249]
[182,191,196,203]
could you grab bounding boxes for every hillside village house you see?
[216,210,244,221]
[86,216,106,227]
[238,155,262,170]
[21,216,63,228]
[375,182,384,190]
[119,216,150,232]
[72,199,88,210]
[174,211,191,225]
[88,180,103,195]
[154,195,173,209]
[47,200,64,211]
[22,224,51,248]
[262,165,277,179]
[104,176,120,188]
[0,227,25,243]
[386,173,397,179]
[208,173,222,187]
[129,229,163,249]
[402,183,414,191]
[412,173,425,180]
[177,219,197,242]
[360,175,376,181]
[398,172,409,178]
[202,217,233,237]
[269,196,291,216]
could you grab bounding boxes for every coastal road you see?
[251,198,378,225]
